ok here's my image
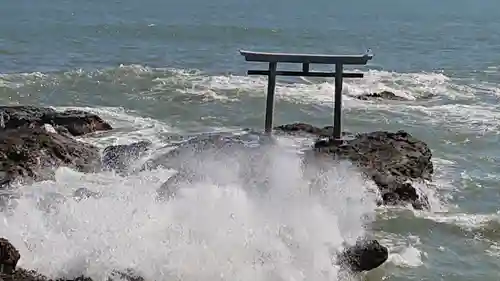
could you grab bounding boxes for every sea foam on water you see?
[0,139,378,281]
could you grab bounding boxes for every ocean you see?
[1,0,500,280]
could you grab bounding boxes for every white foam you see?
[53,106,177,149]
[42,124,57,134]
[3,66,500,132]
[377,233,424,269]
[0,142,377,281]
[423,213,499,230]
[142,67,500,133]
[387,246,424,268]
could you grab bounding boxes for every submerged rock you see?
[355,91,407,101]
[73,188,102,201]
[274,123,355,138]
[0,127,101,187]
[277,123,433,209]
[274,123,335,137]
[145,132,277,199]
[102,140,152,174]
[143,131,275,171]
[337,239,389,272]
[0,106,112,136]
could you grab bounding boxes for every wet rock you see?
[156,170,207,201]
[108,269,144,281]
[145,132,276,199]
[356,91,407,101]
[0,106,112,136]
[274,123,335,137]
[281,123,433,209]
[0,268,141,281]
[337,239,388,272]
[1,269,48,281]
[0,238,20,275]
[0,127,101,187]
[274,123,355,138]
[143,131,275,172]
[313,130,432,209]
[73,188,101,201]
[102,141,152,174]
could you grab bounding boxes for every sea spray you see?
[0,143,378,281]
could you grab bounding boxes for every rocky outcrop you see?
[102,140,152,174]
[141,132,277,200]
[0,126,101,187]
[0,106,112,136]
[0,238,20,275]
[276,123,433,209]
[337,239,388,272]
[355,91,407,101]
[141,132,275,172]
[274,123,354,138]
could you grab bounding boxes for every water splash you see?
[0,142,378,281]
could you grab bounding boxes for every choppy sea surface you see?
[1,0,500,280]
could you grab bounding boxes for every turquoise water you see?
[1,1,500,280]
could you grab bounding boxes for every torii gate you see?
[240,49,372,140]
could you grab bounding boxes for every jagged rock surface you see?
[0,127,101,186]
[276,123,433,209]
[0,106,112,136]
[337,239,389,272]
[101,140,152,174]
[355,91,407,101]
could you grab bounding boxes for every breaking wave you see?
[1,133,381,281]
[1,64,499,134]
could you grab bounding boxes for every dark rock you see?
[0,127,101,186]
[274,123,354,138]
[356,91,407,101]
[0,106,112,136]
[0,238,20,275]
[0,268,141,281]
[314,130,432,209]
[102,141,152,174]
[1,269,49,281]
[274,123,334,137]
[337,239,388,272]
[284,123,432,209]
[108,269,144,281]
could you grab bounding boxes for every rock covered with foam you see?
[355,91,407,101]
[276,123,433,209]
[0,237,386,280]
[101,140,152,174]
